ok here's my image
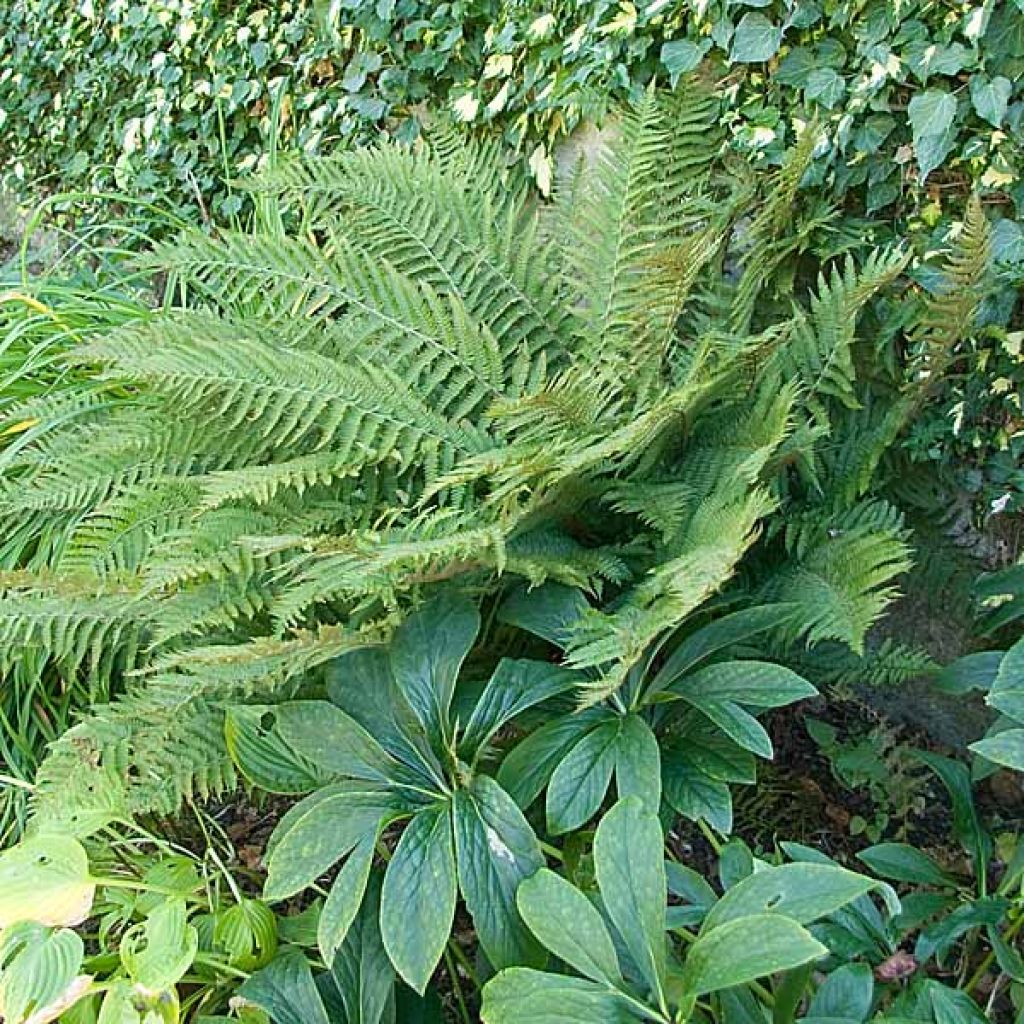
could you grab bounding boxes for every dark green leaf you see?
[319,833,377,964]
[669,660,816,708]
[808,963,875,1021]
[614,714,661,813]
[914,897,1009,965]
[970,75,1012,127]
[517,868,621,985]
[481,969,634,1024]
[238,950,331,1024]
[225,705,329,795]
[546,719,619,834]
[683,914,826,996]
[380,802,457,993]
[454,775,545,971]
[593,797,667,1007]
[389,592,479,748]
[855,844,958,887]
[660,40,711,86]
[498,584,591,649]
[730,13,783,62]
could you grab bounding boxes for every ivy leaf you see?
[730,13,783,63]
[380,802,457,993]
[481,969,634,1023]
[593,797,667,1007]
[805,68,846,108]
[516,868,622,985]
[454,775,545,971]
[682,914,826,996]
[660,39,710,87]
[970,75,1012,127]
[908,89,958,181]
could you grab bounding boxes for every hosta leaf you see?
[682,914,826,996]
[213,898,278,971]
[517,868,622,985]
[614,714,661,813]
[460,659,581,759]
[546,719,619,834]
[264,784,395,902]
[318,833,378,965]
[226,705,331,794]
[0,923,86,1024]
[593,797,667,1008]
[855,843,957,887]
[389,592,479,748]
[498,708,611,810]
[238,950,331,1024]
[481,969,635,1024]
[454,775,545,971]
[0,835,95,929]
[380,802,457,994]
[120,897,199,991]
[703,863,878,931]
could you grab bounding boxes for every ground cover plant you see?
[0,54,1021,1024]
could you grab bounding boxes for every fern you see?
[6,83,973,831]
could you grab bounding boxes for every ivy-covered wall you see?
[1,0,1022,224]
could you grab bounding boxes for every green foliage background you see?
[1,0,1022,222]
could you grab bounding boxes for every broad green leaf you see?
[671,660,816,708]
[325,873,394,1024]
[594,797,667,1008]
[649,604,796,694]
[238,950,331,1024]
[718,839,754,890]
[683,914,826,996]
[855,843,957,887]
[970,75,1011,126]
[380,802,457,993]
[808,963,875,1020]
[546,719,619,834]
[517,868,622,985]
[925,979,989,1023]
[273,701,395,781]
[0,835,95,928]
[805,68,846,108]
[933,651,1004,695]
[454,775,545,971]
[318,833,378,964]
[264,784,395,901]
[120,897,199,991]
[0,923,86,1024]
[614,714,661,813]
[914,125,958,182]
[460,659,580,759]
[480,969,634,1024]
[730,13,783,62]
[389,592,479,747]
[985,638,1024,723]
[498,584,590,649]
[498,709,610,810]
[213,898,277,971]
[226,705,332,794]
[703,863,877,931]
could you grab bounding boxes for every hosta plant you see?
[497,583,817,835]
[480,797,887,1024]
[227,592,577,991]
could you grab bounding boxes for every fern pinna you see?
[1,81,988,832]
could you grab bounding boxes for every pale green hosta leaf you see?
[0,835,95,929]
[0,923,87,1024]
[120,898,198,991]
